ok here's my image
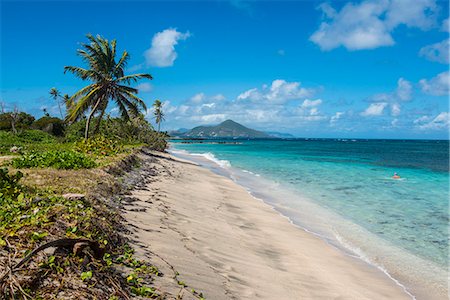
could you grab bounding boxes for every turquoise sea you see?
[170,139,449,297]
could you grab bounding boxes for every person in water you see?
[392,172,401,179]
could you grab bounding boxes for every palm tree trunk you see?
[93,108,106,135]
[85,98,102,140]
[57,100,63,119]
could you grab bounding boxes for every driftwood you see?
[0,238,104,283]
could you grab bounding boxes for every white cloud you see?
[301,98,322,108]
[419,39,449,64]
[136,82,153,93]
[361,102,388,116]
[189,93,225,104]
[309,107,319,116]
[330,111,344,125]
[385,0,437,29]
[395,78,413,101]
[144,28,190,67]
[190,113,227,123]
[310,0,438,51]
[212,94,226,101]
[419,71,450,96]
[441,18,449,32]
[190,93,206,104]
[391,103,401,116]
[237,79,314,104]
[413,115,431,124]
[277,49,286,56]
[368,77,412,116]
[415,112,449,130]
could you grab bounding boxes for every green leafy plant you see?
[81,271,93,281]
[11,150,96,169]
[74,136,123,156]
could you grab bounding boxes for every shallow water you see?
[169,139,449,297]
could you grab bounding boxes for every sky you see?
[1,0,449,139]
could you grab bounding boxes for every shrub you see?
[65,116,168,151]
[32,116,65,136]
[0,168,23,200]
[11,150,96,169]
[15,130,57,143]
[74,136,123,156]
[0,112,35,131]
[0,130,58,154]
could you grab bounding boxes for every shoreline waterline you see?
[168,145,448,300]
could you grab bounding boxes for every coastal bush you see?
[0,130,59,154]
[32,116,65,136]
[65,116,167,151]
[74,136,123,156]
[0,168,23,201]
[0,112,35,131]
[11,150,96,169]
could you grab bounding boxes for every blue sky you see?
[1,0,449,139]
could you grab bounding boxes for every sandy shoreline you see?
[122,152,428,299]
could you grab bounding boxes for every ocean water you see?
[169,139,449,297]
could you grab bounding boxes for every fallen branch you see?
[0,238,104,283]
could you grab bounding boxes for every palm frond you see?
[116,73,152,85]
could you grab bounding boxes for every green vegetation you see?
[0,34,172,299]
[152,99,165,132]
[11,150,96,169]
[64,34,152,139]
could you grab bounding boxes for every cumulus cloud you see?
[136,83,153,93]
[395,78,413,101]
[237,79,314,104]
[161,85,327,131]
[310,0,438,51]
[391,103,401,116]
[419,71,450,96]
[211,94,226,101]
[144,28,190,67]
[189,93,226,104]
[367,77,412,116]
[368,78,413,117]
[330,111,344,125]
[361,102,388,116]
[301,99,322,108]
[441,18,449,32]
[190,93,206,104]
[414,112,449,130]
[419,39,449,64]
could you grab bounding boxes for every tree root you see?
[0,238,104,284]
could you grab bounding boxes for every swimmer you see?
[392,172,400,179]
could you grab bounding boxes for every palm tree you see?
[64,34,152,139]
[49,87,64,119]
[153,99,165,132]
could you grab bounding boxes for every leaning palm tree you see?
[49,87,64,119]
[63,94,72,111]
[64,34,152,139]
[153,99,165,132]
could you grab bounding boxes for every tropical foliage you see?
[11,150,96,169]
[152,99,165,132]
[49,87,64,119]
[64,34,152,139]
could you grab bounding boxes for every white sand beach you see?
[121,152,424,300]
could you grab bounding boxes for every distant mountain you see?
[182,120,271,139]
[168,128,189,136]
[265,131,295,139]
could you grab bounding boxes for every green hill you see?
[183,120,270,138]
